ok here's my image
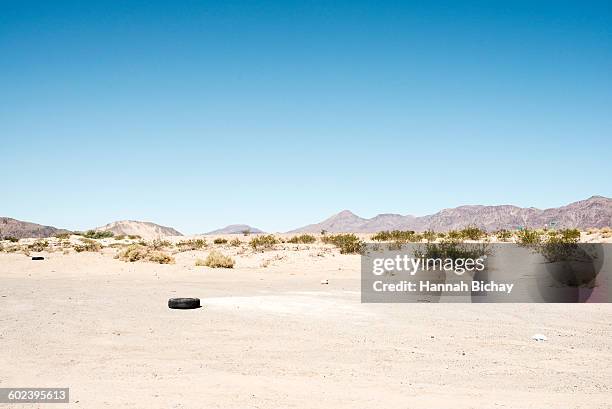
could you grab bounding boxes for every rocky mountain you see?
[206,224,264,235]
[288,196,611,233]
[287,210,368,233]
[96,220,183,239]
[0,217,71,239]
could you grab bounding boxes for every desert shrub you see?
[147,251,175,264]
[459,225,486,240]
[250,235,279,251]
[116,244,147,261]
[516,229,543,246]
[115,244,174,264]
[437,232,446,238]
[447,230,462,240]
[242,229,251,236]
[495,229,513,242]
[229,238,242,247]
[54,232,71,239]
[322,234,364,254]
[3,244,22,253]
[371,230,416,242]
[73,238,102,252]
[83,230,114,239]
[213,238,228,244]
[148,238,172,250]
[560,228,581,242]
[287,234,316,244]
[199,250,235,268]
[114,235,126,240]
[422,230,437,242]
[128,234,141,240]
[414,239,491,265]
[28,239,49,252]
[3,236,19,243]
[177,239,206,251]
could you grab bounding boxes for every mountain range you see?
[288,196,611,233]
[1,196,610,239]
[0,217,71,239]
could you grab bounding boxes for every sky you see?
[1,1,611,234]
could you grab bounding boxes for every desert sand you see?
[1,240,611,408]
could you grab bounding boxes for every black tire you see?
[31,256,45,261]
[168,297,200,309]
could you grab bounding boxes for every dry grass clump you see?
[287,234,316,244]
[146,239,172,250]
[250,235,279,251]
[213,238,228,244]
[197,250,235,268]
[73,238,102,252]
[322,234,364,254]
[229,238,242,247]
[115,244,174,264]
[27,239,49,252]
[177,239,207,251]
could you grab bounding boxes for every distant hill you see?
[206,224,264,235]
[0,217,70,239]
[96,220,183,239]
[288,196,612,233]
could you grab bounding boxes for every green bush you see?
[495,229,513,242]
[3,236,19,243]
[516,229,543,245]
[447,230,462,240]
[287,234,316,244]
[322,234,364,254]
[414,239,490,264]
[422,230,437,242]
[82,230,114,239]
[371,230,416,242]
[459,226,486,240]
[213,238,228,244]
[128,235,141,240]
[250,235,279,250]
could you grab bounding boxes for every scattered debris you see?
[532,334,548,341]
[320,279,329,285]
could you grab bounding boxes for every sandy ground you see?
[1,246,611,408]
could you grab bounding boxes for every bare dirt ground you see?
[1,247,611,408]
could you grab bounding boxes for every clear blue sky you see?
[1,1,610,233]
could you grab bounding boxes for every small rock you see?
[320,279,329,285]
[532,334,548,341]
